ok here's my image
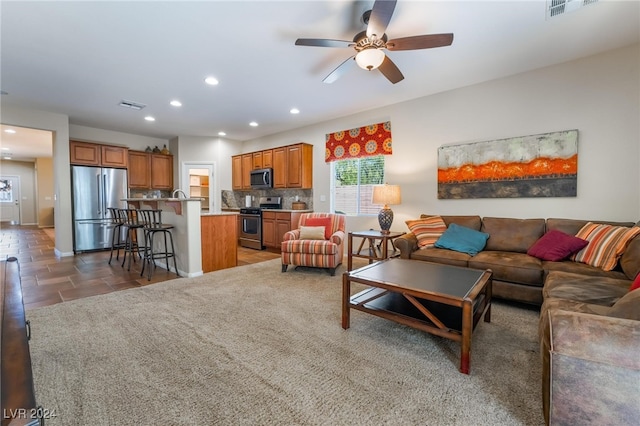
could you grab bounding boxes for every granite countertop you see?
[123,197,203,202]
[201,211,239,216]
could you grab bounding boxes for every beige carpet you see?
[27,259,544,425]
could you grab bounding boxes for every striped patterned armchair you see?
[281,213,346,276]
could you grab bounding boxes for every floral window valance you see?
[325,121,392,163]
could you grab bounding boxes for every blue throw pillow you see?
[434,223,489,256]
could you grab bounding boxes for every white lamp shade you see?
[372,184,401,207]
[355,48,385,70]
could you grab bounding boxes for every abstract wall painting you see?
[437,130,578,199]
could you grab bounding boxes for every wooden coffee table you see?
[342,258,492,374]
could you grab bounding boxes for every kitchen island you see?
[201,212,238,273]
[123,198,204,277]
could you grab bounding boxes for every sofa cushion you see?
[405,216,447,248]
[299,226,327,240]
[543,260,628,281]
[410,246,471,267]
[608,288,640,320]
[481,217,545,253]
[571,223,640,271]
[422,215,482,231]
[304,217,332,239]
[543,271,630,306]
[619,234,640,280]
[469,251,543,286]
[434,223,489,255]
[281,239,339,255]
[527,230,588,261]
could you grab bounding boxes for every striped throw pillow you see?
[406,216,448,248]
[571,223,640,271]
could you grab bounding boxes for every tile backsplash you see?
[222,189,313,210]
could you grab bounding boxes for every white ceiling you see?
[1,0,639,160]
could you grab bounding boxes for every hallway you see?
[1,225,279,310]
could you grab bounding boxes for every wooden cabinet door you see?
[201,215,237,272]
[70,141,100,166]
[272,147,287,188]
[241,154,252,189]
[128,151,151,188]
[276,213,292,248]
[150,154,173,190]
[262,211,277,248]
[286,144,313,189]
[101,145,128,168]
[252,152,263,170]
[232,155,243,190]
[262,149,273,168]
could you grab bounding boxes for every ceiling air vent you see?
[118,100,146,110]
[547,0,599,19]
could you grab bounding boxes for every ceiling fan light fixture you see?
[355,48,385,71]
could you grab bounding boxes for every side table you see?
[347,230,406,271]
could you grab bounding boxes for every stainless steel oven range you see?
[238,196,282,250]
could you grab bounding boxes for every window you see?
[331,156,384,215]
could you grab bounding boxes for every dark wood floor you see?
[0,225,280,310]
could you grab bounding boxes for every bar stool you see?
[138,209,179,280]
[107,207,126,265]
[120,208,146,271]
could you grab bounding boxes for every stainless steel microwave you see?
[250,168,273,189]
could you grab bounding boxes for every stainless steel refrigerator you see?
[71,165,128,252]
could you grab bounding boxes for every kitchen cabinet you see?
[286,143,313,188]
[127,150,173,190]
[70,140,128,168]
[262,210,303,249]
[272,147,287,188]
[201,214,237,272]
[262,149,273,168]
[241,154,252,189]
[151,153,173,190]
[232,155,243,190]
[128,150,151,188]
[252,152,263,170]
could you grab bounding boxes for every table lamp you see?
[372,184,401,234]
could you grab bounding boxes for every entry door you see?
[0,175,21,224]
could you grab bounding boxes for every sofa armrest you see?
[395,233,418,259]
[283,230,300,241]
[329,230,345,245]
[547,309,640,425]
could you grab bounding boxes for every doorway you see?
[181,162,215,213]
[0,175,21,224]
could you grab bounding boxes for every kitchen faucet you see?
[172,189,188,199]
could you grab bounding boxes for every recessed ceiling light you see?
[3,156,11,160]
[1,147,10,151]
[144,116,155,122]
[249,121,258,127]
[4,129,16,134]
[205,76,219,85]
[218,131,227,136]
[290,108,300,114]
[170,100,182,107]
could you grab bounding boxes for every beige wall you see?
[36,157,55,227]
[240,44,640,232]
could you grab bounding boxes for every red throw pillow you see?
[527,229,589,262]
[305,217,332,240]
[629,273,640,292]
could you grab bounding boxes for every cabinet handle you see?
[26,319,31,340]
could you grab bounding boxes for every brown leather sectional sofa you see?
[395,215,640,424]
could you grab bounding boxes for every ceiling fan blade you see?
[366,0,397,38]
[386,33,454,51]
[323,56,356,84]
[295,38,354,48]
[377,55,404,84]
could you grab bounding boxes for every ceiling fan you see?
[295,0,454,84]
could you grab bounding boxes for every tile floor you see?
[1,225,280,310]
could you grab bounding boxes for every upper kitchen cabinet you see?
[150,153,173,190]
[252,151,263,170]
[286,143,313,189]
[232,155,243,190]
[262,149,273,168]
[70,140,128,168]
[241,154,252,189]
[127,150,173,190]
